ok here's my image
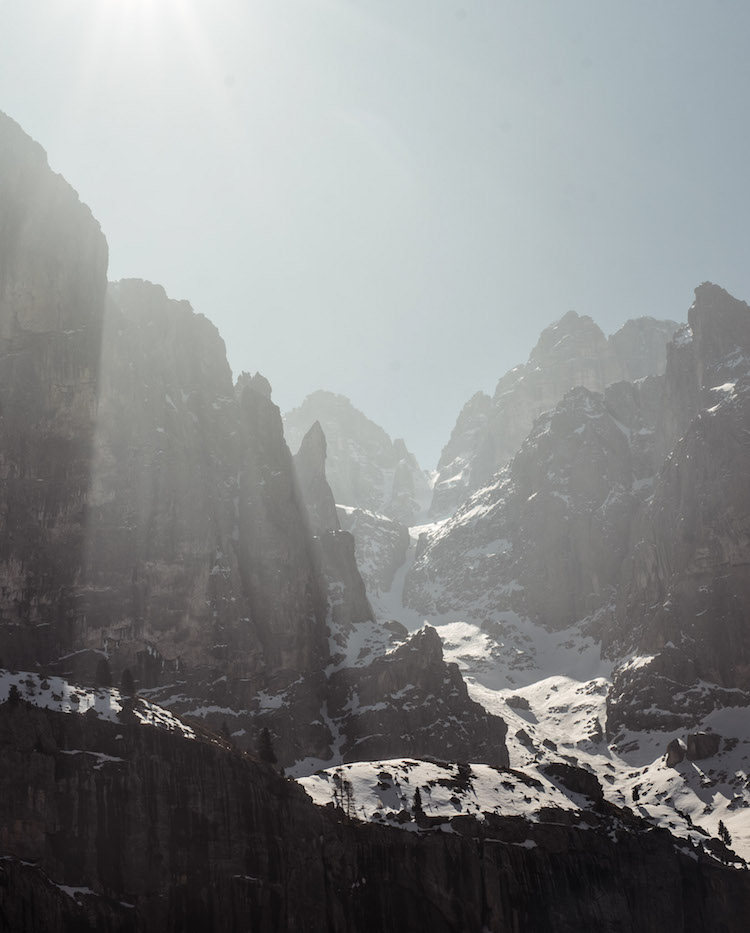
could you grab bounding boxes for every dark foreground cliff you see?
[0,698,747,933]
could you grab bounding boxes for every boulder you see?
[665,738,686,767]
[542,762,604,802]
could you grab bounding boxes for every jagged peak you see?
[528,310,606,363]
[398,624,444,663]
[296,420,327,462]
[236,371,273,399]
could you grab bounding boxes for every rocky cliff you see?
[430,312,678,518]
[0,111,108,670]
[1,692,747,933]
[607,284,750,733]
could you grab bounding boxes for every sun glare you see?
[68,1,225,100]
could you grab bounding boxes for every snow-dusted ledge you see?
[0,669,195,739]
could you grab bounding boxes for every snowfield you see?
[299,757,580,829]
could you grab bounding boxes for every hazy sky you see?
[2,1,750,467]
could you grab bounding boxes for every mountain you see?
[430,311,678,518]
[284,390,431,526]
[3,109,750,930]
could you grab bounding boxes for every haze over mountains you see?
[2,111,750,930]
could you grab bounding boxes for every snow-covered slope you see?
[0,669,195,738]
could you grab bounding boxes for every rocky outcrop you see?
[292,418,373,630]
[2,697,749,933]
[329,626,509,766]
[430,313,678,518]
[666,738,686,767]
[541,762,604,801]
[284,390,431,525]
[293,421,340,535]
[0,111,108,669]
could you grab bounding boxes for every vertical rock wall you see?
[0,112,108,667]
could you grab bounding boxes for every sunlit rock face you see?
[81,280,337,760]
[430,312,678,518]
[283,390,431,526]
[607,284,750,733]
[0,112,108,669]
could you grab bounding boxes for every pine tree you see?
[257,727,277,766]
[413,787,425,820]
[343,778,354,819]
[95,658,112,688]
[718,819,733,848]
[120,668,135,696]
[7,684,21,706]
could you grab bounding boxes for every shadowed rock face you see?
[0,112,108,668]
[2,700,749,933]
[293,421,341,535]
[430,312,678,518]
[607,284,750,732]
[330,626,509,766]
[293,420,374,646]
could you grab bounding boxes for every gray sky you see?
[2,0,750,468]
